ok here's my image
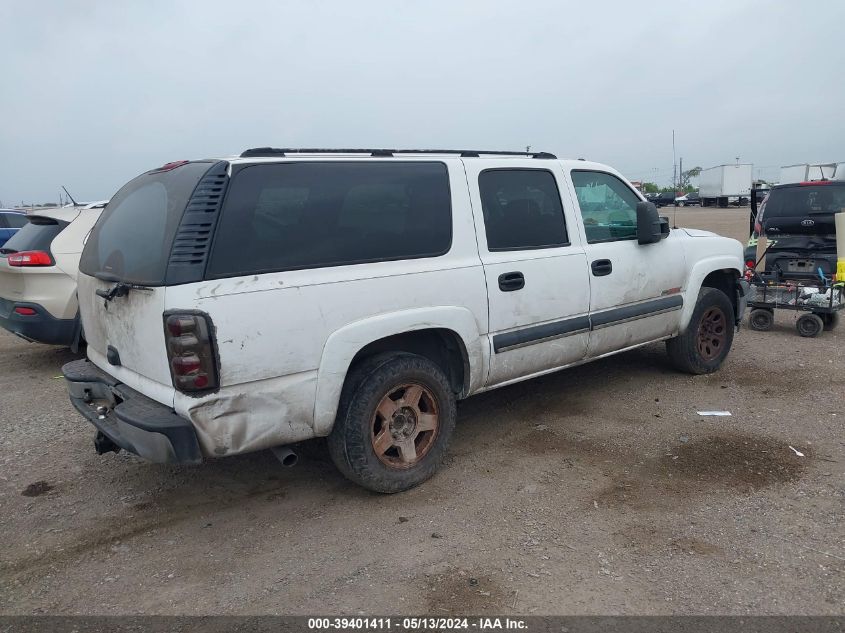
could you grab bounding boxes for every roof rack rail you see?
[239,147,557,159]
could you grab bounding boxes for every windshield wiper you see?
[96,281,153,307]
[0,248,17,255]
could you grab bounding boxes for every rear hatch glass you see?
[0,216,68,255]
[79,161,214,285]
[761,184,845,237]
[77,161,214,401]
[0,216,70,313]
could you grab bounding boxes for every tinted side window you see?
[571,171,640,243]
[478,169,568,250]
[5,213,30,228]
[207,162,452,277]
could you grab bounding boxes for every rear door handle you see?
[591,259,613,276]
[498,271,525,292]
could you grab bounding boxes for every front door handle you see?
[498,271,525,292]
[591,259,613,276]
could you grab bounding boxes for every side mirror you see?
[636,201,670,244]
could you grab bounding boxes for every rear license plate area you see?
[786,259,815,273]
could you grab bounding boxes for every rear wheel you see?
[328,353,456,493]
[796,313,824,338]
[749,308,774,331]
[666,287,735,374]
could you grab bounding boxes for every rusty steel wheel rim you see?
[697,306,727,361]
[371,383,439,469]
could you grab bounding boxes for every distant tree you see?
[679,166,702,189]
[642,182,660,193]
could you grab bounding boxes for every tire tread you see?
[666,287,735,375]
[328,353,456,493]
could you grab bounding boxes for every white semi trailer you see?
[699,164,753,207]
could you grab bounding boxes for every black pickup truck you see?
[653,192,677,207]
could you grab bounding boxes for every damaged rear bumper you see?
[63,359,202,464]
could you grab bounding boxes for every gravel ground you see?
[0,208,842,615]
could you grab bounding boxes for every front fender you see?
[311,306,487,436]
[679,256,742,332]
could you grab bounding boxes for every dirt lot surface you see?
[1,208,843,615]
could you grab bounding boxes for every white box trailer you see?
[779,163,840,184]
[699,164,752,207]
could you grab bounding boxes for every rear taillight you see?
[8,251,53,267]
[164,312,218,393]
[745,260,755,270]
[754,221,762,235]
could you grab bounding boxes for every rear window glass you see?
[764,185,845,219]
[79,162,213,285]
[0,217,67,254]
[206,162,452,277]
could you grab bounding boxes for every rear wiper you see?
[0,248,17,255]
[96,281,153,306]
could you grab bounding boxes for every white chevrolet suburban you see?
[63,149,747,492]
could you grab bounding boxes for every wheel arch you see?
[312,307,487,436]
[349,329,470,395]
[702,268,740,317]
[680,258,742,332]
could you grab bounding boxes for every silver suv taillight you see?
[164,312,218,393]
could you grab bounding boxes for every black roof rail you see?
[239,147,557,159]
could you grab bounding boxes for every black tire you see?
[749,308,774,331]
[820,312,839,331]
[666,287,735,374]
[796,313,824,338]
[328,353,457,493]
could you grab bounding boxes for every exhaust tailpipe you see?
[271,446,299,467]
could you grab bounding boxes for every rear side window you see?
[0,217,67,254]
[206,162,452,277]
[478,169,568,250]
[79,162,213,284]
[4,213,29,228]
[763,185,845,219]
[571,171,640,243]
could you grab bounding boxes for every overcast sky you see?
[1,0,843,204]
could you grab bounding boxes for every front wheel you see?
[328,353,457,493]
[666,287,735,374]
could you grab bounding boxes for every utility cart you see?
[746,275,843,337]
